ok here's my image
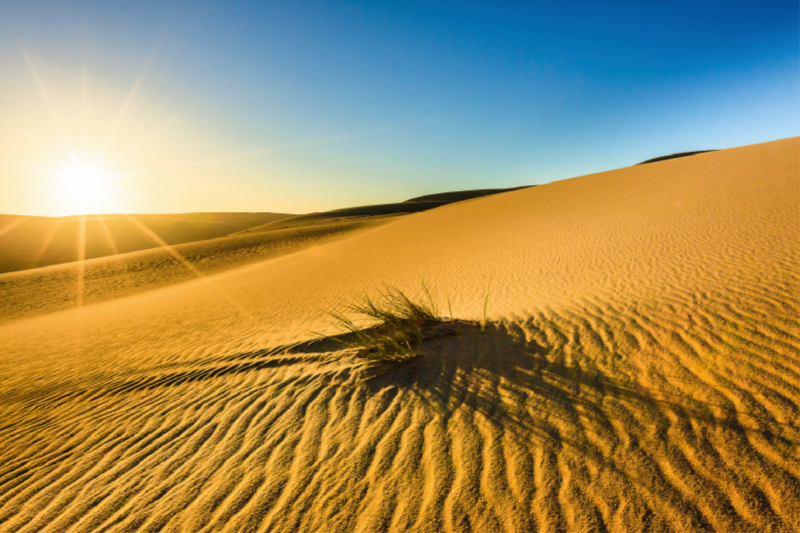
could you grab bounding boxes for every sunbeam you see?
[122,214,254,319]
[0,217,28,240]
[91,22,167,167]
[97,217,120,256]
[30,219,63,269]
[76,214,87,309]
[13,31,75,160]
[0,191,68,239]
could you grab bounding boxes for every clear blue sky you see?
[1,0,797,215]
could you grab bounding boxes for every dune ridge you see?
[0,138,797,532]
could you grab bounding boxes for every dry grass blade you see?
[481,277,491,332]
[323,285,445,368]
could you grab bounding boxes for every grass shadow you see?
[351,320,798,453]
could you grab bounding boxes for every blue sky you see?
[0,0,797,215]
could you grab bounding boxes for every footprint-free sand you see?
[0,138,797,532]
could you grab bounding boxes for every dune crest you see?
[0,138,797,532]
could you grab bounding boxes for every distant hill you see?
[237,203,446,234]
[0,212,292,274]
[0,216,391,322]
[638,150,717,165]
[0,185,529,274]
[239,186,529,235]
[403,186,530,203]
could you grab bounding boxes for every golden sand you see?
[0,138,797,532]
[0,213,292,274]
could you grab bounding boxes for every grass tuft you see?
[324,285,448,368]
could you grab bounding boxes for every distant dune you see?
[0,217,391,323]
[0,187,526,274]
[0,212,292,274]
[403,185,530,203]
[638,150,717,165]
[239,186,525,234]
[0,138,796,532]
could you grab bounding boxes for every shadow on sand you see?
[318,320,798,453]
[12,319,790,456]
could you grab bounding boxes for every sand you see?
[0,217,391,323]
[0,137,797,532]
[0,212,292,274]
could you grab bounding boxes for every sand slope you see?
[0,138,797,532]
[0,217,389,323]
[0,212,292,274]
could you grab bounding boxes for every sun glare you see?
[59,162,104,198]
[54,160,116,210]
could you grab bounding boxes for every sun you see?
[58,162,105,198]
[44,155,124,215]
[56,161,110,204]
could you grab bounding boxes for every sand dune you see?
[0,212,292,274]
[238,186,525,235]
[638,150,717,165]
[0,217,389,323]
[0,138,797,532]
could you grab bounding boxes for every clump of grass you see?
[324,284,447,368]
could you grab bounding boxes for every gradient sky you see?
[1,0,797,216]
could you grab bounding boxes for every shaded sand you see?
[0,138,797,532]
[0,212,292,274]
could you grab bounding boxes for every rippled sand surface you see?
[0,138,797,532]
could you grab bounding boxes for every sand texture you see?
[0,138,797,532]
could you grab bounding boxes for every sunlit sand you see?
[0,138,797,532]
